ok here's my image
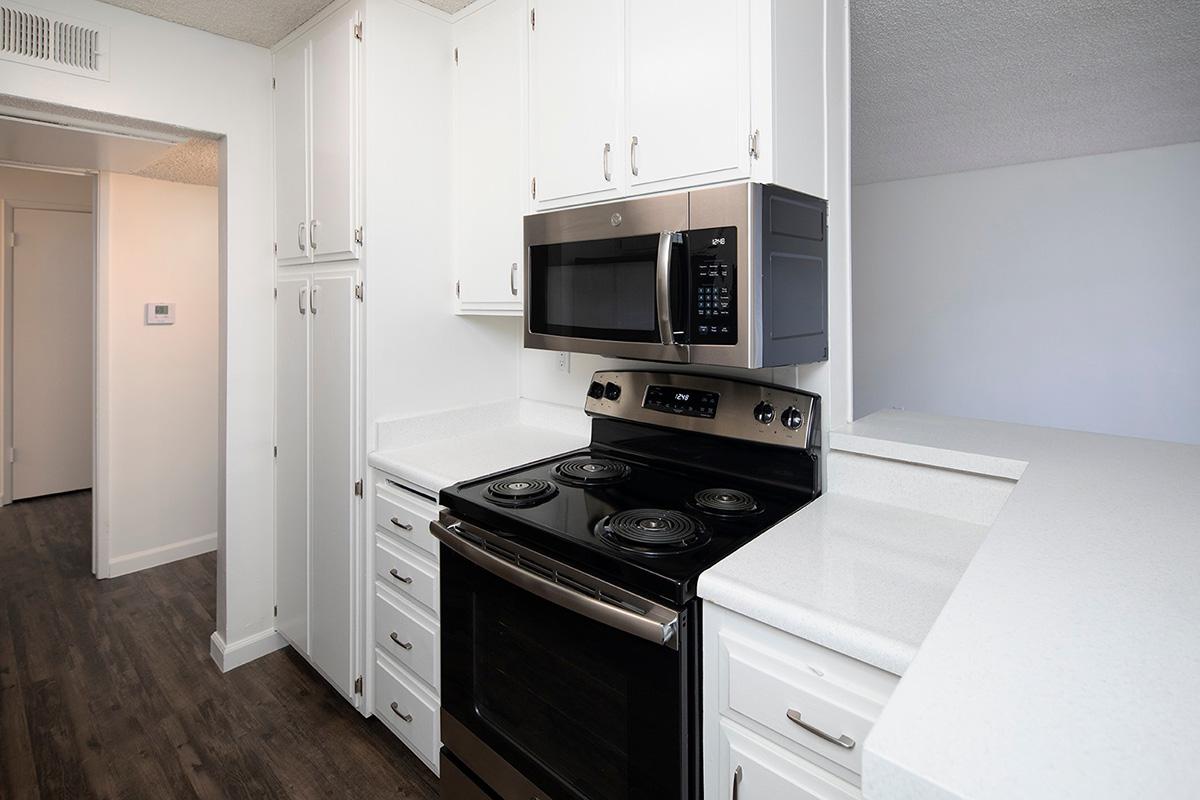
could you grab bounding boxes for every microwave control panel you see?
[687,227,737,344]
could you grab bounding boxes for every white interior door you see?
[310,7,359,263]
[626,0,749,190]
[11,208,93,501]
[529,0,624,206]
[274,37,311,266]
[275,275,310,651]
[309,270,356,697]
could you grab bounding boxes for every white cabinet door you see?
[718,720,859,800]
[309,270,357,697]
[275,276,310,650]
[625,0,749,193]
[453,0,525,312]
[528,0,624,207]
[274,37,311,265]
[310,6,359,263]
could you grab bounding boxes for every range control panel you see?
[687,227,737,344]
[584,370,818,450]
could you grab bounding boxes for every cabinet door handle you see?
[388,568,413,584]
[389,702,412,723]
[630,135,639,177]
[390,516,413,531]
[309,218,318,251]
[308,285,318,315]
[510,263,518,296]
[299,287,307,315]
[731,764,742,800]
[297,221,307,253]
[389,632,413,650]
[602,142,611,182]
[786,709,856,749]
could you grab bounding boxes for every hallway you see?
[0,491,439,799]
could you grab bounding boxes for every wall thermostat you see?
[145,303,175,325]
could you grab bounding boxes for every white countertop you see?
[698,493,987,675]
[835,412,1200,799]
[369,399,590,495]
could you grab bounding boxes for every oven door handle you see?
[431,520,680,650]
[656,231,681,346]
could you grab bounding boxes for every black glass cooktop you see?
[439,445,815,606]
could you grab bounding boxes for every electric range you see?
[433,370,821,800]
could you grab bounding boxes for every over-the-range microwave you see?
[523,181,828,369]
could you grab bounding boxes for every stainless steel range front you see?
[433,370,822,799]
[523,182,829,369]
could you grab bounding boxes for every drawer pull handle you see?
[786,709,855,750]
[731,764,742,800]
[389,632,413,650]
[390,516,414,531]
[388,568,413,584]
[389,702,412,723]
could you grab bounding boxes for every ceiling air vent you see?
[0,1,108,80]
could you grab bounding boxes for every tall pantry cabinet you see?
[272,0,364,704]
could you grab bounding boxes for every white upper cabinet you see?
[528,0,624,208]
[625,0,749,192]
[274,38,310,266]
[273,2,361,266]
[453,0,526,314]
[526,0,827,210]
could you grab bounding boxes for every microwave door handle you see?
[656,231,679,345]
[430,520,680,650]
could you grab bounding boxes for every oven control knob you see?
[753,401,775,425]
[781,406,805,430]
[587,381,605,400]
[604,382,622,401]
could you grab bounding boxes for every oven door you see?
[524,193,690,363]
[435,517,695,800]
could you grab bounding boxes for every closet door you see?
[275,276,311,650]
[310,6,360,263]
[309,270,357,697]
[274,37,311,265]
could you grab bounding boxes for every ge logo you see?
[712,237,726,246]
[611,213,622,227]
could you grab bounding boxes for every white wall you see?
[0,167,94,502]
[363,0,522,442]
[100,172,218,575]
[1,0,277,665]
[852,141,1200,445]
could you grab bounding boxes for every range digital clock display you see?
[643,385,719,418]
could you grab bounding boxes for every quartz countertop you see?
[369,399,589,495]
[698,493,988,675]
[821,411,1200,798]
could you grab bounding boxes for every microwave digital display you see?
[643,385,719,418]
[687,227,738,345]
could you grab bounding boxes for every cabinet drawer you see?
[718,719,859,800]
[375,479,439,558]
[374,650,440,768]
[374,534,439,614]
[374,585,439,691]
[716,614,897,780]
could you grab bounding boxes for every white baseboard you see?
[107,531,217,578]
[209,628,289,673]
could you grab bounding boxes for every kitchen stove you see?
[434,370,820,800]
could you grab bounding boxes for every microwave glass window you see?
[529,234,664,343]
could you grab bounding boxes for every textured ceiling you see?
[97,0,330,48]
[136,137,219,186]
[851,0,1200,184]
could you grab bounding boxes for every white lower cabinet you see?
[704,603,899,798]
[370,474,441,774]
[274,267,361,701]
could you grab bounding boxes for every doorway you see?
[6,204,94,501]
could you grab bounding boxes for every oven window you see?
[529,235,661,342]
[475,589,628,799]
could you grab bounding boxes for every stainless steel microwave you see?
[523,182,828,368]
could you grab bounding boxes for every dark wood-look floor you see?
[0,490,440,800]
